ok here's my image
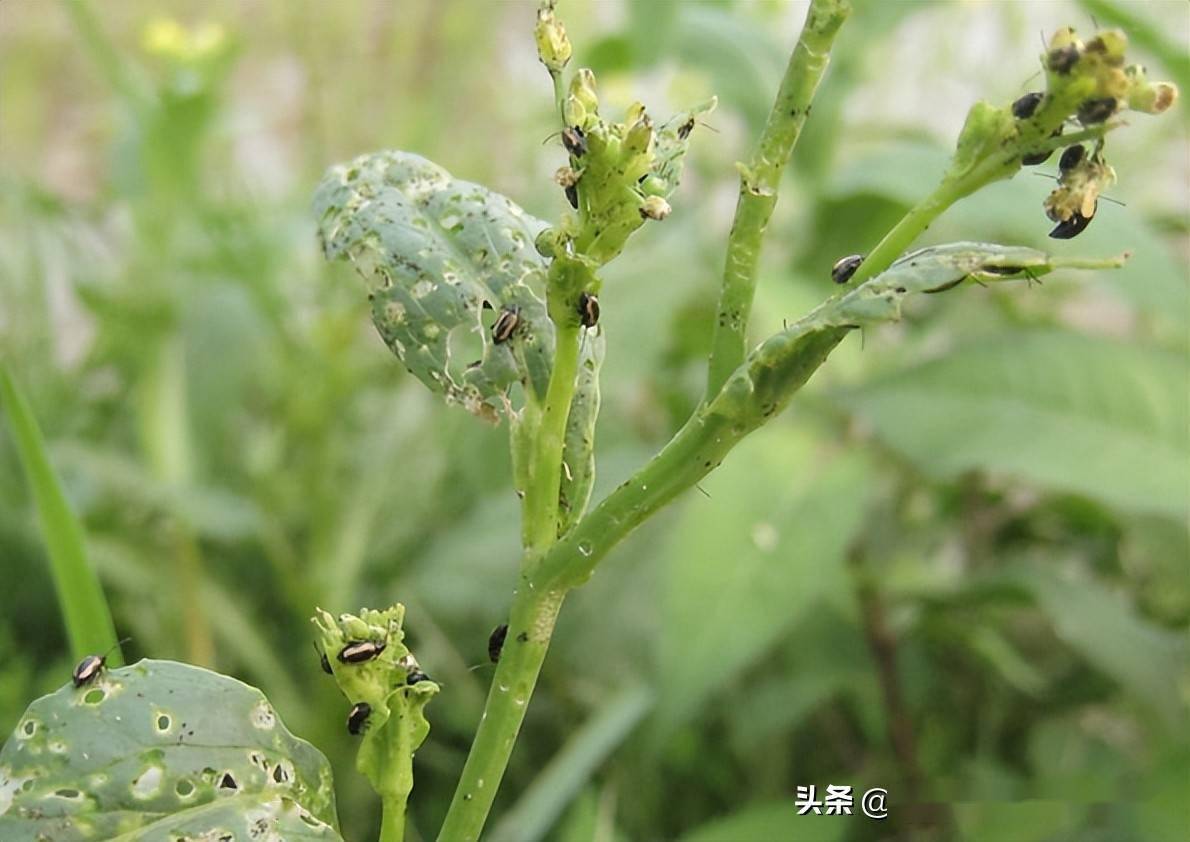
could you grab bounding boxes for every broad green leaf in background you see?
[0,660,339,841]
[657,428,874,727]
[835,330,1189,519]
[1011,563,1189,727]
[314,150,553,420]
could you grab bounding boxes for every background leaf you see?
[657,430,873,727]
[835,330,1189,518]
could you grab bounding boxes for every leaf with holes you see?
[0,659,340,841]
[314,150,553,421]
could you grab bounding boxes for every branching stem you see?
[705,0,851,396]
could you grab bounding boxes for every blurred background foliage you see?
[1,1,1187,840]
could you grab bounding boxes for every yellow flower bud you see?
[535,4,572,73]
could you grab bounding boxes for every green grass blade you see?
[0,364,122,665]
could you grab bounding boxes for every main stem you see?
[379,797,406,842]
[524,319,582,557]
[705,0,851,397]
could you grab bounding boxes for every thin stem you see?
[846,180,963,287]
[848,123,1110,288]
[551,69,567,124]
[379,797,406,842]
[437,586,564,842]
[523,320,582,557]
[705,0,851,397]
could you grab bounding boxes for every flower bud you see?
[624,115,653,157]
[563,95,587,129]
[639,196,671,221]
[1126,66,1178,114]
[535,3,572,73]
[570,68,599,114]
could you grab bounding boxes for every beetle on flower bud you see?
[1011,92,1044,119]
[338,639,386,664]
[1049,206,1096,239]
[1059,144,1085,173]
[347,702,371,736]
[1077,97,1117,125]
[561,126,587,158]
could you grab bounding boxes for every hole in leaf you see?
[218,772,238,791]
[155,714,171,732]
[131,766,163,799]
[272,763,288,784]
[21,720,37,737]
[84,689,105,705]
[54,788,81,799]
[175,779,194,797]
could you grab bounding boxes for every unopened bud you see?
[624,115,653,157]
[563,95,587,129]
[535,3,572,73]
[1127,72,1178,114]
[570,68,599,113]
[639,196,671,221]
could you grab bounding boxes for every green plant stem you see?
[705,0,851,397]
[847,124,1109,287]
[437,587,564,842]
[0,365,123,665]
[377,701,417,842]
[551,69,567,124]
[438,326,847,841]
[846,180,964,287]
[380,797,405,842]
[523,320,582,557]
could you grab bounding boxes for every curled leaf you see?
[314,151,554,420]
[558,330,605,536]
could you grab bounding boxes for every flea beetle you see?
[577,292,600,328]
[347,702,371,736]
[488,624,509,664]
[338,640,386,664]
[562,126,587,158]
[492,307,521,344]
[831,254,864,285]
[1049,205,1095,239]
[72,638,130,687]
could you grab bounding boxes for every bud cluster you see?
[535,63,716,269]
[1001,27,1178,239]
[311,606,437,738]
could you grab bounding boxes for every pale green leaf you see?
[314,150,553,419]
[657,430,873,726]
[836,330,1189,518]
[0,660,339,840]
